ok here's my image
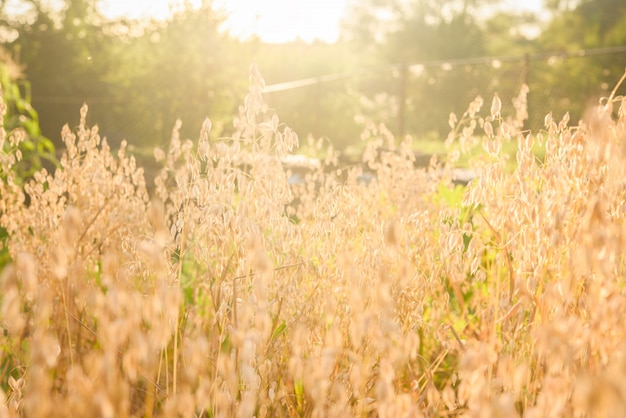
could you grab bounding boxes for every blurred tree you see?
[1,0,248,152]
[533,0,626,124]
[483,11,539,56]
[542,0,626,47]
[341,0,500,139]
[101,3,248,148]
[343,0,495,61]
[2,0,115,146]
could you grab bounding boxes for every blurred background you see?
[0,0,624,158]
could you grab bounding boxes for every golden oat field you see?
[1,66,626,417]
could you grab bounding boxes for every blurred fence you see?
[32,45,626,150]
[264,45,626,142]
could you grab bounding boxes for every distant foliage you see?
[0,47,56,181]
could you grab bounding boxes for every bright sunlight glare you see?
[100,0,346,43]
[99,0,202,21]
[214,0,346,43]
[99,0,545,44]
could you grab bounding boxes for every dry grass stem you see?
[1,65,625,417]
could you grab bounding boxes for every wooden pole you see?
[398,64,407,138]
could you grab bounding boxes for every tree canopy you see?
[0,0,624,153]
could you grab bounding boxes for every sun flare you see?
[99,0,346,43]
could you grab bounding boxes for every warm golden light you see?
[100,0,346,43]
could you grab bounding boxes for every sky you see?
[99,0,545,44]
[99,0,346,43]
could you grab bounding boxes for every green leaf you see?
[294,379,305,413]
[271,321,287,341]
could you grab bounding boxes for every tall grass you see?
[0,64,625,417]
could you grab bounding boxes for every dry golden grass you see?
[0,65,625,417]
